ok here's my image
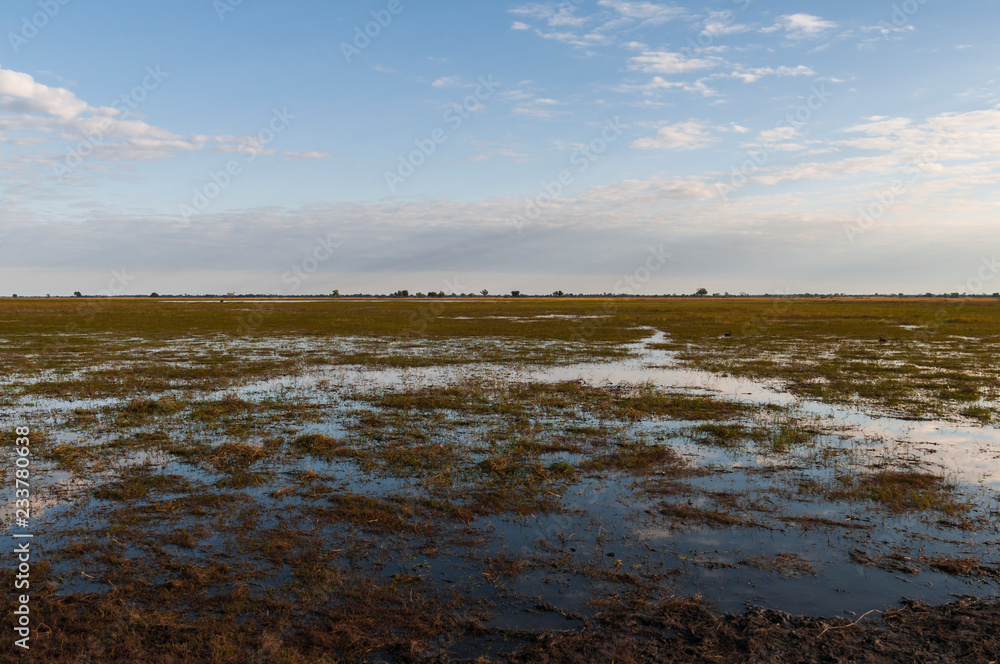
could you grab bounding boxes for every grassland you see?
[1,297,998,663]
[4,296,999,419]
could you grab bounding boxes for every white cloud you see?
[631,120,717,150]
[496,148,531,159]
[628,50,722,74]
[510,2,588,28]
[283,151,332,161]
[763,14,838,40]
[15,184,992,297]
[499,89,535,101]
[512,97,565,119]
[617,76,719,97]
[728,65,816,83]
[432,76,461,88]
[859,23,915,39]
[530,29,613,48]
[0,74,210,165]
[596,0,685,27]
[737,107,1000,190]
[702,10,750,37]
[511,1,682,48]
[0,68,90,119]
[840,108,1000,161]
[0,66,331,186]
[744,126,807,152]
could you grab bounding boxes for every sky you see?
[1,0,999,296]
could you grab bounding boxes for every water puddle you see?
[1,328,997,624]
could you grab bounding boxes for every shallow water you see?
[2,329,998,622]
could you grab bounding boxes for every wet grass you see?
[691,420,817,454]
[191,394,260,420]
[828,470,968,515]
[116,397,183,423]
[291,432,362,461]
[925,556,999,579]
[4,297,1000,662]
[43,443,94,471]
[7,296,999,421]
[660,502,747,527]
[95,469,192,501]
[321,494,429,534]
[692,422,750,448]
[740,553,815,578]
[582,443,683,471]
[962,405,994,424]
[654,299,1000,422]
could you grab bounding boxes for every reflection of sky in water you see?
[539,332,1000,490]
[10,330,1000,491]
[3,329,999,617]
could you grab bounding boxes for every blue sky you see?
[2,0,999,295]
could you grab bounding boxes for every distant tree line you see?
[20,291,1000,299]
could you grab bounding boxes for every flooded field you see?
[1,298,998,662]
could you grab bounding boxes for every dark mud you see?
[502,596,1000,664]
[3,579,996,663]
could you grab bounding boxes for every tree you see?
[74,291,83,297]
[695,288,708,296]
[480,289,489,297]
[511,290,520,298]
[331,290,340,297]
[150,292,160,298]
